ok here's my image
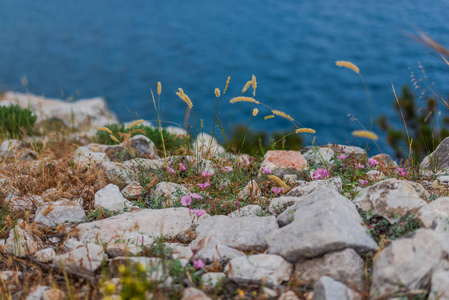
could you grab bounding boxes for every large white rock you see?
[193,133,226,157]
[53,242,105,272]
[191,215,278,252]
[313,276,358,300]
[353,178,428,222]
[294,248,365,291]
[370,229,449,298]
[417,197,449,228]
[429,270,449,300]
[1,92,118,130]
[76,208,199,243]
[35,199,86,227]
[266,188,377,263]
[225,254,293,285]
[3,220,42,257]
[94,184,133,212]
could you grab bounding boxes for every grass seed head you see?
[252,108,259,116]
[127,119,144,129]
[96,127,113,134]
[229,97,260,105]
[215,88,220,98]
[336,60,360,74]
[352,130,379,140]
[157,82,162,95]
[272,110,294,122]
[295,128,316,134]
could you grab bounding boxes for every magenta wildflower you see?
[337,155,348,161]
[312,168,330,180]
[179,163,186,171]
[192,259,205,269]
[197,182,211,189]
[271,187,282,195]
[261,166,272,174]
[190,193,203,200]
[359,179,368,186]
[222,166,233,172]
[397,167,408,177]
[167,166,176,174]
[368,158,379,167]
[201,171,213,177]
[192,209,206,218]
[180,195,192,206]
[355,162,364,170]
[236,200,240,212]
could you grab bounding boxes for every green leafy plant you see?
[0,105,37,139]
[378,86,449,163]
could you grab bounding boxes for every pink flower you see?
[236,200,240,212]
[397,167,408,177]
[261,166,272,174]
[312,168,330,180]
[355,162,364,170]
[167,166,176,174]
[190,193,203,200]
[197,182,211,189]
[337,155,348,161]
[222,166,233,172]
[271,187,282,195]
[368,158,379,167]
[192,209,206,218]
[180,195,192,206]
[359,179,368,186]
[179,163,186,171]
[201,171,213,177]
[192,259,205,269]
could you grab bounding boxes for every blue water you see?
[1,0,449,154]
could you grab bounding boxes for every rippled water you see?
[1,0,449,154]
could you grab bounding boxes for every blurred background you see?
[0,0,448,157]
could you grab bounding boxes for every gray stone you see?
[191,236,245,263]
[228,205,263,218]
[106,235,153,257]
[34,248,56,263]
[150,182,190,207]
[4,220,43,257]
[328,144,366,160]
[421,137,449,173]
[26,285,50,300]
[191,215,278,252]
[121,182,145,200]
[193,133,226,157]
[302,147,335,165]
[429,270,449,300]
[94,184,133,212]
[182,287,212,300]
[417,197,449,228]
[73,144,109,166]
[370,229,449,298]
[130,134,159,159]
[35,199,86,227]
[238,180,262,200]
[266,188,377,263]
[279,291,300,300]
[287,177,342,197]
[53,242,105,272]
[353,178,428,222]
[77,208,200,243]
[164,243,193,260]
[7,194,44,212]
[294,248,365,291]
[313,276,358,300]
[276,206,297,226]
[42,289,65,300]
[268,196,303,215]
[201,272,226,288]
[225,254,293,285]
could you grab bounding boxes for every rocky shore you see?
[1,92,449,299]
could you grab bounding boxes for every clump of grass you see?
[96,123,189,156]
[0,104,37,139]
